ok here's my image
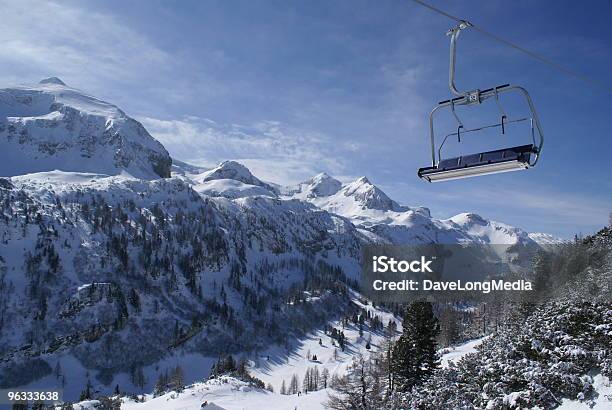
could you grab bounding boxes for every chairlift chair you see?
[417,21,544,182]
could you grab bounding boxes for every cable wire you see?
[410,0,612,94]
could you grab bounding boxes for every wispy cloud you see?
[140,116,358,185]
[0,0,170,89]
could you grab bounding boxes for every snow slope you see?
[0,78,171,179]
[285,173,342,199]
[194,179,276,199]
[558,374,612,409]
[439,336,490,368]
[120,376,329,410]
[72,310,490,409]
[79,294,401,410]
[0,167,364,401]
[248,292,400,392]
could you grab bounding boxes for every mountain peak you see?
[355,176,371,185]
[305,172,342,198]
[312,172,332,180]
[39,77,66,86]
[0,80,171,179]
[201,160,275,192]
[342,176,401,211]
[450,213,488,227]
[218,160,251,174]
[202,161,253,181]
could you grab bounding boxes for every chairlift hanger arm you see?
[447,21,504,105]
[448,21,472,97]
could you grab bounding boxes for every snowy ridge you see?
[529,232,567,246]
[281,174,560,247]
[288,175,409,223]
[176,160,278,199]
[444,212,539,245]
[197,161,276,192]
[0,78,171,179]
[286,172,342,198]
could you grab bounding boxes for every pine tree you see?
[392,301,440,391]
[438,306,460,347]
[289,373,300,394]
[532,249,552,296]
[79,379,93,401]
[130,365,146,390]
[170,365,185,391]
[303,369,310,393]
[155,370,169,395]
[321,368,330,389]
[280,379,287,395]
[54,361,62,379]
[224,355,237,373]
[128,288,141,312]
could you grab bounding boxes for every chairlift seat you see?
[418,144,537,182]
[416,22,544,183]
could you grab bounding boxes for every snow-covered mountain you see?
[0,80,562,403]
[283,173,554,248]
[0,168,363,398]
[198,160,275,191]
[285,172,343,199]
[0,78,171,179]
[179,160,278,199]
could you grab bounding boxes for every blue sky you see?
[0,0,610,237]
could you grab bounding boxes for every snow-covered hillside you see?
[0,78,171,179]
[0,168,364,401]
[0,80,565,407]
[73,295,404,410]
[70,310,495,410]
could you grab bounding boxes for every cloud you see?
[139,116,358,185]
[503,190,609,228]
[0,0,170,88]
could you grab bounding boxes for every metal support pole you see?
[447,21,472,97]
